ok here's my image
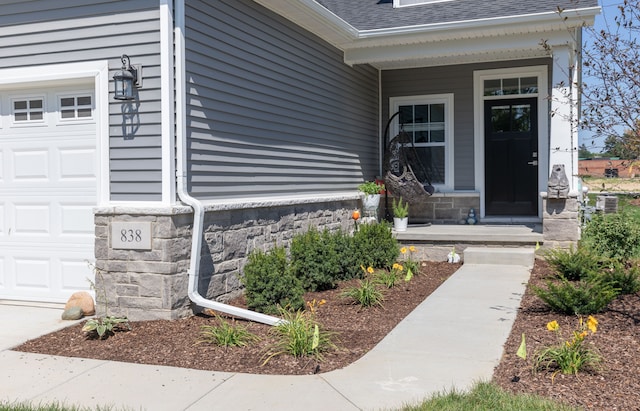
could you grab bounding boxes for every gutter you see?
[173,0,281,326]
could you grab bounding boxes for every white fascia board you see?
[344,29,573,67]
[252,0,357,45]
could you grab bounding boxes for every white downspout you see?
[173,0,281,326]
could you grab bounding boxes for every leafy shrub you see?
[290,228,342,291]
[581,212,640,261]
[82,316,130,340]
[533,277,618,315]
[352,222,400,271]
[242,246,304,315]
[198,317,259,347]
[601,261,640,295]
[544,245,602,281]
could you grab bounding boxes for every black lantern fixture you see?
[113,54,141,100]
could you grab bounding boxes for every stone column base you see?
[540,191,580,249]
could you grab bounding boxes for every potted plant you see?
[392,197,409,231]
[358,181,384,211]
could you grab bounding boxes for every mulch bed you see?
[493,259,640,410]
[14,262,458,376]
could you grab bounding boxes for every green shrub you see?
[533,277,618,315]
[544,245,602,281]
[290,228,342,291]
[352,222,399,271]
[242,246,304,315]
[581,212,640,261]
[600,261,640,295]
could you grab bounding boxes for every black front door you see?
[485,98,538,216]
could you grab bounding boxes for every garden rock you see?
[61,306,84,320]
[64,291,95,316]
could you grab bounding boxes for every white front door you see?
[0,83,97,303]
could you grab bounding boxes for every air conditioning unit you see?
[595,195,618,214]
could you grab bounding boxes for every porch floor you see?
[392,223,543,261]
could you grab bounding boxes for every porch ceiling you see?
[253,0,599,69]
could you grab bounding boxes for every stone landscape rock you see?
[61,306,84,320]
[64,291,95,316]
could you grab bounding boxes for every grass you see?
[401,381,580,411]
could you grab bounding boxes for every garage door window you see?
[59,95,93,121]
[12,98,44,123]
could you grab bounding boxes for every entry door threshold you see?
[481,216,541,224]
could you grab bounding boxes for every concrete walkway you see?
[0,260,531,411]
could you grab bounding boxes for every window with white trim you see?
[12,98,44,123]
[59,94,93,121]
[391,94,454,190]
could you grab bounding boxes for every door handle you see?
[527,160,538,166]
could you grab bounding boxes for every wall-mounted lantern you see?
[113,54,142,100]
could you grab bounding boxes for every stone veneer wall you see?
[383,193,480,224]
[541,191,580,249]
[94,198,358,321]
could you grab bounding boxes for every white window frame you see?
[10,95,46,127]
[56,92,95,124]
[473,65,549,220]
[390,93,455,191]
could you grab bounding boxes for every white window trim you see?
[56,92,95,124]
[10,95,46,127]
[473,65,549,220]
[390,93,455,191]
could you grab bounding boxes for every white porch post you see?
[549,44,580,191]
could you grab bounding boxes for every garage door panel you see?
[0,84,96,303]
[59,148,96,180]
[13,204,50,235]
[60,204,94,236]
[12,149,49,181]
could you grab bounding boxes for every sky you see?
[578,0,632,153]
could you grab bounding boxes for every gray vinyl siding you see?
[382,58,551,190]
[0,0,163,201]
[185,0,379,200]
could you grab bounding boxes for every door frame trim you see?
[473,65,548,220]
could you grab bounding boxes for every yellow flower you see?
[400,247,407,254]
[547,320,559,331]
[392,263,404,271]
[409,246,416,252]
[579,331,588,339]
[587,316,598,333]
[367,266,374,274]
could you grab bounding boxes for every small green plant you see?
[392,197,409,218]
[581,211,640,261]
[544,245,602,281]
[341,266,385,308]
[374,263,404,288]
[262,300,336,364]
[290,227,342,291]
[198,316,259,347]
[400,245,420,278]
[357,180,384,195]
[242,246,305,315]
[533,276,618,315]
[83,266,130,340]
[534,316,601,375]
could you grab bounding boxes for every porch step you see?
[463,247,535,268]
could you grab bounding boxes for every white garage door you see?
[0,83,97,304]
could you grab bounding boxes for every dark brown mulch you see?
[14,262,458,376]
[493,259,640,410]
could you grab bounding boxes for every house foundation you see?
[94,199,357,321]
[383,193,480,224]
